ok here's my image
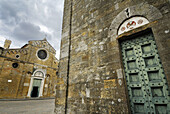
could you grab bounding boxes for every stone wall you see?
[56,0,170,113]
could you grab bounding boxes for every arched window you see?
[34,71,44,77]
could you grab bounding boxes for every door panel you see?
[121,32,170,114]
[31,79,42,97]
[31,86,39,97]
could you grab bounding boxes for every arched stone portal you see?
[27,69,46,98]
[108,3,170,114]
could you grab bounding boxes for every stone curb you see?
[0,97,55,101]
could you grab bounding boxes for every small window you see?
[12,63,19,68]
[16,54,20,59]
[56,71,58,75]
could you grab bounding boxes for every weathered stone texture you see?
[56,0,170,113]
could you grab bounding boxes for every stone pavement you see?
[0,99,55,114]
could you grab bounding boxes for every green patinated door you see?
[121,32,170,114]
[31,79,42,97]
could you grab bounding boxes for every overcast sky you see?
[0,0,64,59]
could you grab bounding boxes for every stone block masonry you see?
[56,0,170,113]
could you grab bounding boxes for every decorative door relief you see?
[118,17,149,35]
[121,32,170,114]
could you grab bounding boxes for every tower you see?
[56,0,170,113]
[3,39,11,49]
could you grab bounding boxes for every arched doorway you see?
[120,29,169,113]
[117,17,170,113]
[27,70,45,98]
[108,3,170,113]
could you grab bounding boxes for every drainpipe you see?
[65,0,73,114]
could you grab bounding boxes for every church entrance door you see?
[120,31,170,113]
[31,79,42,97]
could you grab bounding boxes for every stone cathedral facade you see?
[56,0,170,113]
[0,39,58,99]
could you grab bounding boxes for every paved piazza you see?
[0,99,55,114]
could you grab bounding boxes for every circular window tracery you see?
[37,50,47,60]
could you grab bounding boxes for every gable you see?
[29,40,56,54]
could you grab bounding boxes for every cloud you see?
[0,36,6,47]
[13,22,51,41]
[0,0,64,59]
